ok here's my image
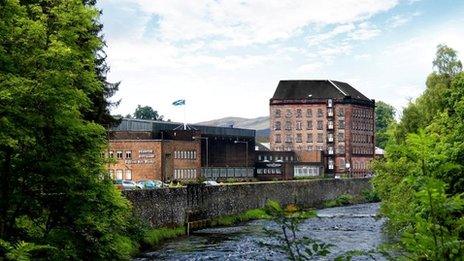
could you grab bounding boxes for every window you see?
[285,121,292,130]
[328,133,333,142]
[116,169,123,180]
[296,109,302,118]
[116,151,123,159]
[339,158,346,170]
[328,99,333,107]
[193,151,197,159]
[307,133,313,143]
[316,145,323,151]
[317,108,323,117]
[296,133,302,143]
[306,120,313,130]
[328,108,333,117]
[296,121,302,130]
[328,120,334,129]
[338,119,345,129]
[274,121,281,130]
[125,169,132,180]
[337,108,345,117]
[125,150,132,159]
[307,145,314,151]
[258,155,262,161]
[285,109,292,118]
[328,146,334,155]
[109,150,114,158]
[317,133,323,143]
[275,134,282,143]
[337,145,345,154]
[306,109,312,117]
[275,109,281,118]
[337,132,345,142]
[285,134,292,143]
[328,159,334,170]
[317,120,323,130]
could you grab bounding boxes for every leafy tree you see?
[373,44,464,259]
[433,44,463,77]
[133,105,164,121]
[395,45,462,142]
[375,101,395,148]
[0,0,135,259]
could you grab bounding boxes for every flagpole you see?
[183,101,186,130]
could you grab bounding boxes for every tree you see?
[395,45,462,142]
[373,44,464,258]
[433,44,463,77]
[133,105,164,121]
[0,0,134,259]
[375,101,395,148]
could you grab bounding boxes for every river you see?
[136,203,387,260]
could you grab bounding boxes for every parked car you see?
[152,180,168,188]
[136,180,156,189]
[121,180,137,190]
[203,180,220,186]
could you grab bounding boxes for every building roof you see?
[271,80,371,101]
[111,118,255,138]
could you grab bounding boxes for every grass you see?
[142,227,185,248]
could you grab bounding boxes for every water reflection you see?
[137,203,385,260]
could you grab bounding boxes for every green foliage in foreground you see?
[261,200,330,260]
[0,0,134,259]
[373,44,464,260]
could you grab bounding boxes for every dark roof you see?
[272,80,370,101]
[111,118,255,138]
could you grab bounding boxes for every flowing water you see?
[137,203,387,260]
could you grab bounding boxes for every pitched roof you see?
[271,80,370,101]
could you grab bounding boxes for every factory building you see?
[269,80,375,177]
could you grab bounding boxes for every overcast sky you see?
[98,0,464,123]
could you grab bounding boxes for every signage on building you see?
[124,149,155,164]
[266,163,282,168]
[139,149,155,158]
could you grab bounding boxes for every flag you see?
[172,99,185,106]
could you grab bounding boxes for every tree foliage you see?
[375,101,395,148]
[0,0,136,259]
[133,105,164,121]
[373,44,464,259]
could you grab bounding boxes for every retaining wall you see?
[123,178,372,227]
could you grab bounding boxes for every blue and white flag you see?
[172,99,185,106]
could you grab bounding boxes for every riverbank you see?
[133,192,379,256]
[136,203,385,260]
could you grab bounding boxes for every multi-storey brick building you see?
[269,80,375,177]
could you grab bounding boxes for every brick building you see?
[269,80,375,177]
[108,119,255,182]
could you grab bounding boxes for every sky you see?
[98,0,464,123]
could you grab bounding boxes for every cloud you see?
[349,22,381,40]
[387,12,421,28]
[112,0,399,47]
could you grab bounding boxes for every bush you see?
[324,194,354,208]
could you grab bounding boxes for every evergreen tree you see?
[0,0,134,259]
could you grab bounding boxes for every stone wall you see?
[123,178,372,227]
